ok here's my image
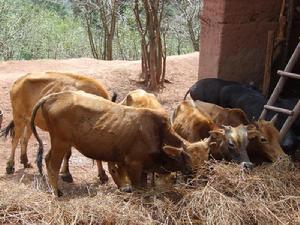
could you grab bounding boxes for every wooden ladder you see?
[260,41,300,141]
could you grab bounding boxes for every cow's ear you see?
[247,125,260,139]
[163,146,182,159]
[209,129,225,139]
[126,95,133,106]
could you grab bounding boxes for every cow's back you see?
[172,101,213,142]
[42,91,168,162]
[10,72,110,130]
[219,85,266,119]
[189,78,237,104]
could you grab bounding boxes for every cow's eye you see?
[260,137,268,143]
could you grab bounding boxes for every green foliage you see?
[0,0,200,61]
[0,0,90,60]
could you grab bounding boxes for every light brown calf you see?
[31,91,200,196]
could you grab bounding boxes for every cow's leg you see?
[45,138,68,197]
[6,120,25,174]
[141,172,148,187]
[126,161,143,189]
[96,160,109,183]
[60,149,73,183]
[20,124,33,169]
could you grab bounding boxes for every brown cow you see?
[30,91,197,196]
[114,89,167,187]
[247,120,286,164]
[194,100,250,126]
[171,100,214,142]
[172,100,254,169]
[120,89,164,111]
[194,100,286,163]
[118,90,213,187]
[0,72,114,183]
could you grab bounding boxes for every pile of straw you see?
[0,157,299,224]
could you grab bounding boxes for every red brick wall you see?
[198,0,281,86]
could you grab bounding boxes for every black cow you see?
[185,78,299,155]
[184,78,256,104]
[219,85,266,120]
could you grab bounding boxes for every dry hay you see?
[0,157,300,225]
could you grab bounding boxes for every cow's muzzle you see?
[240,162,254,170]
[120,184,133,193]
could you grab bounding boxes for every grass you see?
[0,157,299,224]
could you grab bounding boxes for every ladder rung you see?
[264,105,294,115]
[277,70,300,79]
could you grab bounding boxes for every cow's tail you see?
[0,121,15,138]
[111,92,118,102]
[183,89,190,100]
[31,97,49,175]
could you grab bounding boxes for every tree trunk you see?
[85,13,99,59]
[134,0,166,90]
[187,18,199,51]
[97,0,119,61]
[106,34,113,60]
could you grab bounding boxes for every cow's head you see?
[159,117,210,175]
[209,125,253,170]
[108,162,133,193]
[153,172,177,188]
[161,145,193,175]
[247,120,286,163]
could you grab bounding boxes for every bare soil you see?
[0,53,198,191]
[1,53,300,225]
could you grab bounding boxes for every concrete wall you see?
[198,0,281,86]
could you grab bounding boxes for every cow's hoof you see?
[57,189,63,197]
[24,162,33,169]
[60,173,73,183]
[120,185,133,193]
[241,162,254,171]
[99,172,109,184]
[6,165,15,174]
[53,189,63,197]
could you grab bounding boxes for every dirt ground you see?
[1,53,300,225]
[0,53,198,193]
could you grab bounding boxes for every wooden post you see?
[280,100,300,141]
[260,42,300,120]
[282,0,295,65]
[262,31,275,96]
